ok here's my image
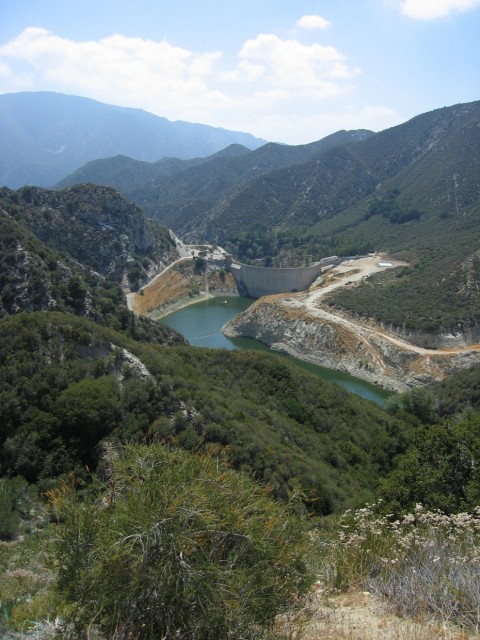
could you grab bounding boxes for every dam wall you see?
[230,256,339,298]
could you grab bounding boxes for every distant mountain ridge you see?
[56,101,480,257]
[180,100,480,243]
[0,91,266,188]
[57,129,375,230]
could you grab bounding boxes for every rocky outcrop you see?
[223,298,480,392]
[9,184,179,284]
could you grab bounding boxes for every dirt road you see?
[285,255,480,357]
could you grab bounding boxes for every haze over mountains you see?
[55,100,479,250]
[0,92,266,188]
[57,128,374,233]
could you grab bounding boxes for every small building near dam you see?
[229,256,339,299]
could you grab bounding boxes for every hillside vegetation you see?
[2,100,480,637]
[0,311,409,514]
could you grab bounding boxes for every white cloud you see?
[399,0,480,19]
[242,104,400,145]
[297,15,332,29]
[0,26,366,144]
[237,34,356,92]
[0,61,12,78]
[220,60,265,82]
[0,27,226,117]
[329,63,362,79]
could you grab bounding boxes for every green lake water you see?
[160,296,390,406]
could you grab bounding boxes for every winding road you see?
[282,255,480,356]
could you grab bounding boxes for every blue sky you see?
[0,0,479,144]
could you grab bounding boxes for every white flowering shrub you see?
[320,501,480,631]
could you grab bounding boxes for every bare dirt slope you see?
[283,588,476,639]
[130,258,238,318]
[223,255,480,390]
[302,256,479,357]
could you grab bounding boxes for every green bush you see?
[49,443,314,639]
[379,415,480,514]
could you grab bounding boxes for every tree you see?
[193,256,206,274]
[53,376,121,467]
[379,415,480,514]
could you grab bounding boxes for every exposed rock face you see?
[0,207,108,318]
[6,184,179,285]
[14,185,154,279]
[223,298,480,392]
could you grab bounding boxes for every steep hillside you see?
[0,311,410,514]
[0,91,266,188]
[56,130,373,230]
[0,185,184,345]
[194,101,480,244]
[1,184,178,287]
[53,101,480,335]
[55,154,208,192]
[132,100,479,336]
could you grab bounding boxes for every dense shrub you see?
[0,312,409,514]
[49,443,314,639]
[379,415,480,514]
[0,477,27,539]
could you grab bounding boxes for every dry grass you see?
[297,502,480,640]
[276,587,477,640]
[133,266,193,314]
[133,263,238,316]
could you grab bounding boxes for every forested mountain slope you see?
[192,101,480,244]
[0,183,412,515]
[0,184,178,287]
[118,100,479,337]
[0,185,184,344]
[0,311,410,515]
[57,129,373,231]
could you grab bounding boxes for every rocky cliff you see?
[3,184,179,287]
[223,298,480,392]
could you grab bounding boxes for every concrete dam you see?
[229,257,339,298]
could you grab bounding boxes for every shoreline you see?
[147,291,240,321]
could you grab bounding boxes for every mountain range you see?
[56,99,480,335]
[0,182,414,519]
[56,100,479,251]
[2,92,480,335]
[0,92,266,188]
[4,85,480,640]
[57,128,374,234]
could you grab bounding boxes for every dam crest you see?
[229,256,339,299]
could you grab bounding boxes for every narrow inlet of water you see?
[159,296,391,406]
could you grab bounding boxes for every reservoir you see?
[160,296,390,406]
